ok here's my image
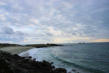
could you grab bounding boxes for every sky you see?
[0,0,109,44]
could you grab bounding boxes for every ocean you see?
[19,43,109,73]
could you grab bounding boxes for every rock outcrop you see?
[0,51,67,73]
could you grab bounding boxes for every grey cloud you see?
[0,0,109,43]
[0,26,14,34]
[0,26,25,43]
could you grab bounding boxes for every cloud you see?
[30,18,40,25]
[52,36,91,43]
[91,38,109,42]
[0,14,6,21]
[47,26,62,36]
[0,26,14,34]
[0,0,109,44]
[0,26,25,43]
[0,1,6,6]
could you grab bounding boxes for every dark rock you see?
[0,51,67,73]
[54,68,67,73]
[72,69,76,72]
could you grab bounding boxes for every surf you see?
[51,52,105,73]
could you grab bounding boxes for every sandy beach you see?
[0,46,34,54]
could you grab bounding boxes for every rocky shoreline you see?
[0,51,67,73]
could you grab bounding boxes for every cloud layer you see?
[0,0,109,44]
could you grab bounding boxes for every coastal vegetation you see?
[0,43,62,48]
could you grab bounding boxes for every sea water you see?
[19,43,109,73]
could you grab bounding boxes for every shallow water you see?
[19,43,109,73]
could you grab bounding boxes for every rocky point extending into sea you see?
[0,50,67,73]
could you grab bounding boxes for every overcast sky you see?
[0,0,109,44]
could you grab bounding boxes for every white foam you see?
[19,48,75,73]
[19,48,51,61]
